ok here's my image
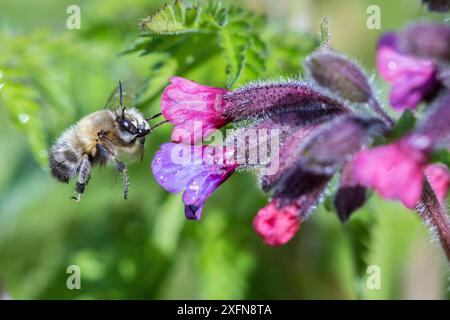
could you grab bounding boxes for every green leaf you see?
[219,7,267,87]
[139,0,209,35]
[130,1,267,93]
[430,148,450,167]
[388,109,416,140]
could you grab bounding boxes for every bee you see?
[49,81,166,201]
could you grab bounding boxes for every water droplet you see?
[388,60,397,70]
[18,113,30,124]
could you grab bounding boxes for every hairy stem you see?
[369,97,395,129]
[416,179,450,262]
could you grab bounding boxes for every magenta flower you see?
[424,163,450,203]
[377,35,437,110]
[161,77,230,143]
[352,136,430,208]
[152,142,236,220]
[253,200,301,246]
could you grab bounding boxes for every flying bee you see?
[49,81,167,201]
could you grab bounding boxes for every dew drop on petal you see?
[388,60,397,70]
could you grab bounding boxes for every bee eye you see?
[119,119,138,134]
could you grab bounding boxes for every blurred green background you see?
[0,0,449,299]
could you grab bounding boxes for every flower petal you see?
[161,77,230,143]
[352,138,428,209]
[376,46,437,110]
[424,163,450,203]
[152,142,236,220]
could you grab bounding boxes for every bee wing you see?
[104,81,137,113]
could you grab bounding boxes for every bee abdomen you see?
[49,142,81,183]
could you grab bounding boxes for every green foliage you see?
[388,109,417,140]
[430,148,450,167]
[127,0,268,96]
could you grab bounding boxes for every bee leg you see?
[72,155,91,202]
[115,159,129,200]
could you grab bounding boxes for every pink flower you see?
[161,77,230,143]
[352,137,429,209]
[424,163,450,203]
[376,34,437,110]
[253,200,301,246]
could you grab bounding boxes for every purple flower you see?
[377,33,437,110]
[152,143,237,220]
[376,23,450,111]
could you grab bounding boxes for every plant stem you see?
[369,97,395,129]
[416,179,450,262]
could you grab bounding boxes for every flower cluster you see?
[354,22,450,210]
[152,21,450,249]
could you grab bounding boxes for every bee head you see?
[116,108,151,143]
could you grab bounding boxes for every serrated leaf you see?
[132,1,268,95]
[140,0,209,35]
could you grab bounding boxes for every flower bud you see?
[253,200,301,246]
[222,80,349,121]
[422,0,450,12]
[306,50,373,103]
[400,22,450,62]
[299,115,386,175]
[334,162,367,223]
[416,90,450,146]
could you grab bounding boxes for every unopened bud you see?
[306,50,374,103]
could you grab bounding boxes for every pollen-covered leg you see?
[72,155,91,202]
[115,159,129,200]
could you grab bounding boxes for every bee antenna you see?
[149,120,169,131]
[119,80,124,107]
[145,112,162,122]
